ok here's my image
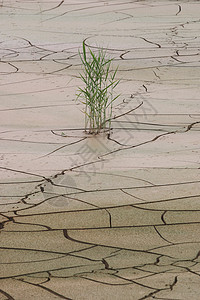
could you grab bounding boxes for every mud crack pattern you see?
[1,0,200,299]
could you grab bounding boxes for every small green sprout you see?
[77,41,120,134]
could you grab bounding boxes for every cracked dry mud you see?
[1,0,200,299]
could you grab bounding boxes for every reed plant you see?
[77,41,120,134]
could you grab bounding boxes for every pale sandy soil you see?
[1,1,200,299]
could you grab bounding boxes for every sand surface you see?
[1,0,200,299]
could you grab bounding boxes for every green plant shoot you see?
[77,41,120,134]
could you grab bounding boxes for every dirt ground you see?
[1,0,200,299]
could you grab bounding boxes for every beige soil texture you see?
[1,0,200,299]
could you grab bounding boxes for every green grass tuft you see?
[77,41,120,134]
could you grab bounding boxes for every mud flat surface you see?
[1,1,200,299]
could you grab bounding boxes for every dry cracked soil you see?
[1,0,200,299]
